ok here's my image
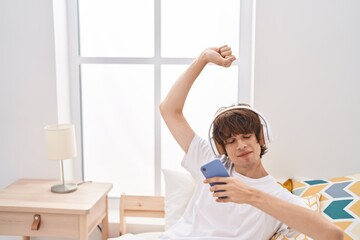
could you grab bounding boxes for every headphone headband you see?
[214,105,261,120]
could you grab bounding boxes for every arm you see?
[159,46,236,153]
[205,177,344,240]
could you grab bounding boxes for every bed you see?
[112,169,194,239]
[113,194,164,239]
[111,170,360,240]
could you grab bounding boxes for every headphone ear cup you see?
[210,137,226,156]
[214,140,226,155]
[259,127,266,146]
[261,122,273,145]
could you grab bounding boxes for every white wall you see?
[254,0,360,179]
[0,0,59,189]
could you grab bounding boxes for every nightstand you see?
[0,179,112,240]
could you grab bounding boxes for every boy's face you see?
[224,133,262,170]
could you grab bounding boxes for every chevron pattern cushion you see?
[271,193,321,240]
[292,174,360,240]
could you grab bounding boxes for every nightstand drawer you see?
[0,211,79,238]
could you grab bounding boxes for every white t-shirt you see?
[159,135,306,240]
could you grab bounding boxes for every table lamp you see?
[44,123,77,193]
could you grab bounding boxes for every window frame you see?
[66,0,256,196]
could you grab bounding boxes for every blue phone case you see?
[201,159,230,198]
[200,159,230,186]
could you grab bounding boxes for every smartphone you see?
[201,159,230,198]
[201,159,230,184]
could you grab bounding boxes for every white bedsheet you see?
[113,232,163,240]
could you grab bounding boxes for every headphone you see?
[208,105,273,157]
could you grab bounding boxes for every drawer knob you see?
[31,214,41,231]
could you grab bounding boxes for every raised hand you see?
[202,45,236,68]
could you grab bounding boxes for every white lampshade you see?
[44,124,77,160]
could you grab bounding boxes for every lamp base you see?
[51,183,77,194]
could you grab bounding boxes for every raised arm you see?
[159,46,236,153]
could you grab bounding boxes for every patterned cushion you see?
[292,174,360,240]
[271,193,321,240]
[279,179,293,192]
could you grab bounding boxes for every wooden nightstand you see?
[0,179,112,240]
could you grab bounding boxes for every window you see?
[68,0,254,197]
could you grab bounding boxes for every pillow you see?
[278,179,293,192]
[162,169,195,230]
[271,193,321,240]
[292,174,360,240]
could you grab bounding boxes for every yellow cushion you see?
[278,179,293,192]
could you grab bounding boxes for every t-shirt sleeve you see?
[181,134,215,181]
